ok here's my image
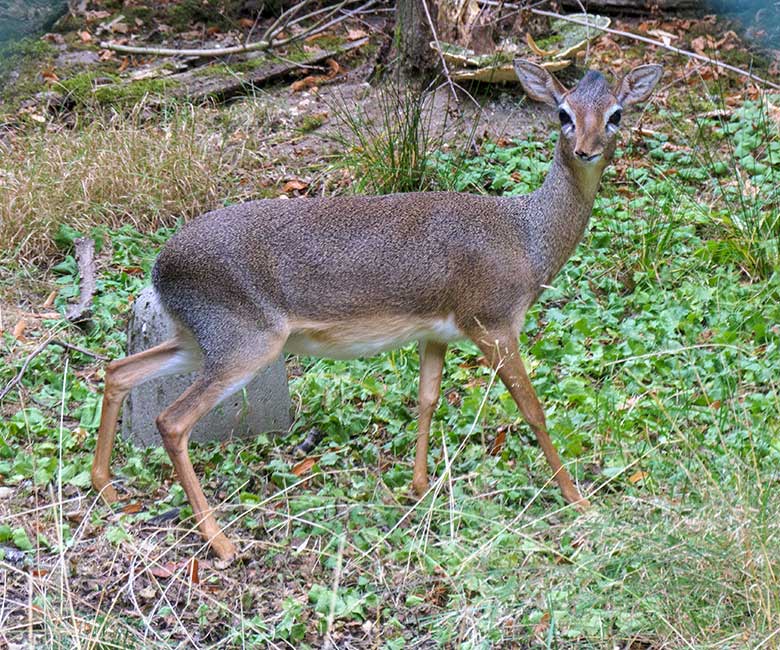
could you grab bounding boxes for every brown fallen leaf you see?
[533,612,551,639]
[121,502,143,514]
[690,35,706,55]
[64,509,84,524]
[282,179,309,194]
[42,33,65,44]
[290,59,341,92]
[291,456,318,476]
[119,265,145,275]
[23,311,60,319]
[150,562,177,579]
[85,10,111,22]
[647,28,676,46]
[12,319,27,341]
[628,470,648,484]
[111,22,129,34]
[188,558,199,584]
[148,559,199,583]
[489,429,506,456]
[42,290,58,308]
[347,28,368,41]
[239,17,255,29]
[41,68,59,83]
[99,49,115,61]
[78,30,92,43]
[118,56,130,73]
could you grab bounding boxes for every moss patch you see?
[59,71,179,107]
[191,56,268,79]
[299,114,325,133]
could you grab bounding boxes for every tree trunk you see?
[396,0,438,80]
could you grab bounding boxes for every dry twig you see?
[419,0,460,104]
[0,335,56,402]
[65,237,96,323]
[0,336,107,402]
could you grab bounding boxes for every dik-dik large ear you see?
[514,59,567,107]
[616,64,663,107]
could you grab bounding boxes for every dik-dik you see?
[91,61,662,560]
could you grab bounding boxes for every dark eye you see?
[558,109,573,127]
[608,109,622,127]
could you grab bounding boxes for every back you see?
[153,192,532,326]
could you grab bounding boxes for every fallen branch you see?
[100,0,376,58]
[168,37,368,102]
[0,336,107,402]
[51,340,109,360]
[65,237,96,323]
[0,336,55,402]
[527,7,780,91]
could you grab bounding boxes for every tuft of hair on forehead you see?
[570,70,612,101]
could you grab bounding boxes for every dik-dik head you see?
[514,60,663,167]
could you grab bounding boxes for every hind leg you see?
[155,333,287,561]
[92,337,200,503]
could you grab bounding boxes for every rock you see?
[121,287,291,447]
[55,50,101,67]
[33,90,65,110]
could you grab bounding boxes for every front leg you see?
[413,340,447,497]
[469,328,589,508]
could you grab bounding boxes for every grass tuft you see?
[329,83,469,195]
[0,104,248,265]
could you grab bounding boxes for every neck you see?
[541,139,606,208]
[516,139,608,283]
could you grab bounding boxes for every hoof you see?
[565,493,590,512]
[92,475,119,504]
[411,477,429,499]
[210,535,238,562]
[574,497,591,511]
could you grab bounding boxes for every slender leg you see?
[413,340,447,497]
[470,329,589,508]
[155,340,284,561]
[92,338,197,503]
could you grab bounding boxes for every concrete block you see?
[121,287,291,447]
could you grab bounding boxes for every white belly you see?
[285,314,465,359]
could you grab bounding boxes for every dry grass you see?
[0,104,265,266]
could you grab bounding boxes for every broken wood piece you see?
[430,13,609,84]
[451,60,569,82]
[168,37,368,103]
[548,14,611,60]
[65,237,96,324]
